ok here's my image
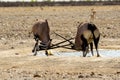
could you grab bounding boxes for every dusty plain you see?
[0,6,120,80]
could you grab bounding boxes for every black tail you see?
[88,23,100,40]
[88,23,100,57]
[88,23,96,32]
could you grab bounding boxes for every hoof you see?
[33,53,37,56]
[71,45,75,49]
[32,50,34,53]
[83,54,87,57]
[97,55,100,57]
[83,55,86,57]
[33,51,37,56]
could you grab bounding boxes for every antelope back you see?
[32,19,51,43]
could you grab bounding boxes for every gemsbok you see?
[49,22,100,57]
[32,19,52,56]
[74,22,100,57]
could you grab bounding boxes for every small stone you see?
[90,72,95,76]
[56,72,60,75]
[1,38,6,40]
[78,75,84,78]
[117,72,120,74]
[11,47,15,49]
[98,73,102,76]
[85,75,90,78]
[33,74,41,78]
[11,66,18,68]
[107,27,111,29]
[15,53,19,55]
[19,42,24,44]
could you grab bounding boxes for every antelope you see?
[32,19,52,56]
[90,8,96,22]
[74,22,100,57]
[51,22,100,57]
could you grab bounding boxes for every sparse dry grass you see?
[0,6,120,80]
[0,5,120,50]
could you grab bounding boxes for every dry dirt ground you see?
[0,6,120,80]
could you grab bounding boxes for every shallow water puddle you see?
[36,49,120,58]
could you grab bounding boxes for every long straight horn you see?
[53,32,74,45]
[51,37,74,48]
